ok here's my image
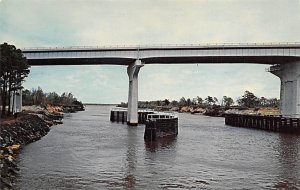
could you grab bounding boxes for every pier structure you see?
[268,62,300,118]
[110,108,154,124]
[225,114,300,133]
[18,42,300,124]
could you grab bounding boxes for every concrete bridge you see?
[14,43,300,125]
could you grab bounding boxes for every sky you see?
[1,0,300,104]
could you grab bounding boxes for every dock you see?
[110,108,154,124]
[225,114,300,133]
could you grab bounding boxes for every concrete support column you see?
[270,62,300,118]
[9,89,22,114]
[10,91,17,114]
[16,89,22,113]
[127,60,144,125]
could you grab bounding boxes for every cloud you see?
[1,0,298,103]
[2,0,300,46]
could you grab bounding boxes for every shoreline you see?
[179,106,280,117]
[117,104,280,117]
[0,105,83,189]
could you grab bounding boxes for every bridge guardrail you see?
[22,42,300,51]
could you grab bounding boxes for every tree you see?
[237,91,259,108]
[171,100,178,107]
[179,97,186,106]
[163,99,170,106]
[22,89,33,105]
[213,97,219,105]
[186,98,192,106]
[196,96,203,106]
[191,98,197,106]
[205,96,215,106]
[45,92,58,105]
[0,43,30,116]
[267,98,280,107]
[259,97,267,107]
[222,96,234,108]
[156,100,161,106]
[22,87,82,107]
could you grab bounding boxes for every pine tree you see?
[0,43,30,116]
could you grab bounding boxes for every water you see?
[14,105,300,189]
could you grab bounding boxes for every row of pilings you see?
[225,114,300,133]
[110,110,154,124]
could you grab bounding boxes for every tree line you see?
[119,90,279,109]
[22,87,83,107]
[0,43,30,116]
[1,42,84,117]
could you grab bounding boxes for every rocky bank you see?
[0,107,63,189]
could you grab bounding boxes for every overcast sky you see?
[1,0,300,103]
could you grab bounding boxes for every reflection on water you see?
[124,126,138,189]
[14,105,300,190]
[144,137,177,152]
[274,134,300,189]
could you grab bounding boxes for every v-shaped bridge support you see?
[127,60,144,125]
[269,61,300,118]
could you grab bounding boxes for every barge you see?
[144,112,178,141]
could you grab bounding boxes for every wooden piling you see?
[224,114,300,134]
[110,109,154,125]
[110,111,115,122]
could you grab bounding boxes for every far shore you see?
[115,104,280,117]
[84,103,118,106]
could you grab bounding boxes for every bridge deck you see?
[22,43,300,66]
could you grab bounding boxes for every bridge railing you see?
[22,42,300,51]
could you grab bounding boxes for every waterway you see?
[14,105,300,189]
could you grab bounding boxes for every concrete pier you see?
[269,62,300,118]
[127,60,144,126]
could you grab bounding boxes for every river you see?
[14,105,300,189]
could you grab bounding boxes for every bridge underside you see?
[27,58,135,66]
[27,56,300,66]
[143,56,300,65]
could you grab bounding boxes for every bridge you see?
[12,43,300,125]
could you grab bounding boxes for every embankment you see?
[0,108,63,189]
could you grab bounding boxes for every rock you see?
[180,106,192,112]
[170,107,179,111]
[191,107,205,114]
[0,107,68,189]
[0,177,13,188]
[53,120,63,124]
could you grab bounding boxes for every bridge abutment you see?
[270,62,300,118]
[127,60,144,125]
